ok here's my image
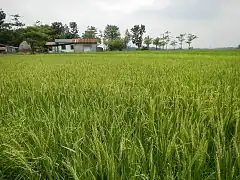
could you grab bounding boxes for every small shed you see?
[0,44,17,54]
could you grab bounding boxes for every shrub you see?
[107,39,124,51]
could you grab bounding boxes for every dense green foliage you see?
[0,50,240,179]
[131,24,146,48]
[107,39,125,51]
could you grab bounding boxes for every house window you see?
[71,45,74,50]
[61,45,66,50]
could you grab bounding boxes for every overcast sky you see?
[1,0,240,48]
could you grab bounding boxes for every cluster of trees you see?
[0,9,198,52]
[103,25,198,51]
[0,9,101,52]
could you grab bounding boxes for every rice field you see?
[0,50,240,179]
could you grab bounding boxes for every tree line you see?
[0,9,198,52]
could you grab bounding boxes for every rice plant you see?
[0,50,240,179]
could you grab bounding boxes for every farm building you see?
[0,44,17,54]
[45,38,98,53]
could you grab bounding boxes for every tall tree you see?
[103,25,121,49]
[10,14,25,29]
[82,26,102,44]
[34,20,42,26]
[153,37,160,50]
[163,31,171,50]
[144,36,152,49]
[159,37,166,50]
[24,25,53,53]
[51,22,65,38]
[176,34,186,49]
[82,26,97,38]
[104,25,121,41]
[186,34,198,49]
[0,9,6,28]
[170,40,178,50]
[62,24,72,39]
[69,22,79,38]
[131,24,146,48]
[123,29,131,49]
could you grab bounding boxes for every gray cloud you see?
[161,0,221,20]
[1,0,240,48]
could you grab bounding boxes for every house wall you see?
[60,44,74,53]
[91,44,97,52]
[0,47,6,53]
[49,44,74,53]
[74,44,84,52]
[74,44,97,52]
[0,46,16,53]
[48,44,97,53]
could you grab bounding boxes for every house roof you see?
[55,39,72,43]
[46,38,98,46]
[46,42,56,46]
[72,38,97,44]
[0,44,7,47]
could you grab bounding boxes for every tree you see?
[131,24,146,48]
[176,34,186,49]
[186,34,198,49]
[0,9,6,28]
[163,31,171,50]
[51,22,65,38]
[170,40,178,50]
[69,22,79,38]
[10,14,25,29]
[159,37,166,50]
[62,24,72,39]
[144,36,152,49]
[123,29,131,49]
[103,25,121,49]
[107,39,124,51]
[34,20,42,26]
[153,37,160,50]
[104,25,121,41]
[82,26,102,44]
[24,25,53,53]
[82,26,97,38]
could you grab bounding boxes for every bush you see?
[107,39,124,51]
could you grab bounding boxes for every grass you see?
[0,50,240,179]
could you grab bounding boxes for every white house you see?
[45,38,98,53]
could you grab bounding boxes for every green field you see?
[0,50,240,179]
